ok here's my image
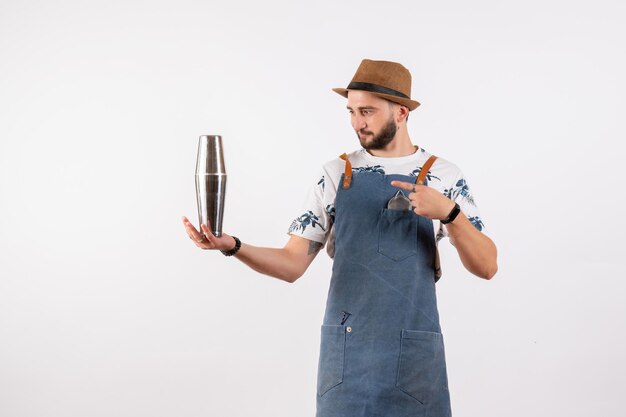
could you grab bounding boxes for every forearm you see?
[182,217,320,283]
[446,214,498,280]
[234,243,311,283]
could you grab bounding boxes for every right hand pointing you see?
[182,216,237,252]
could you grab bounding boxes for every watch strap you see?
[221,236,241,256]
[441,202,461,224]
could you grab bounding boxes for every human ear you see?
[397,105,409,123]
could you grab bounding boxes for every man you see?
[183,59,497,417]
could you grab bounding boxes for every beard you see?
[356,117,397,150]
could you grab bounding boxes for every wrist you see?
[441,202,461,225]
[221,236,241,256]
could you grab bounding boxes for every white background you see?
[1,1,625,416]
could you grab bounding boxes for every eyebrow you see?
[346,106,378,111]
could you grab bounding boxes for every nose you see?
[352,114,367,131]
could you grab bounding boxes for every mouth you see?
[358,131,373,139]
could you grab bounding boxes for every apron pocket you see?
[396,329,446,404]
[317,325,346,397]
[378,208,419,261]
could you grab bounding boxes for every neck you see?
[367,128,416,158]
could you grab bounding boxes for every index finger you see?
[390,180,419,191]
[200,223,219,242]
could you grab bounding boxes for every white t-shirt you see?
[288,147,486,274]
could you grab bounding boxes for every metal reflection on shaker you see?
[195,135,226,237]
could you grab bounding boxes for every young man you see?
[183,59,497,417]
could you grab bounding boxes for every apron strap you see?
[415,155,438,185]
[339,153,353,189]
[340,152,437,188]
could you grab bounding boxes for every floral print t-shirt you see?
[288,147,487,278]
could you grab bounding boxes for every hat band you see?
[346,81,410,99]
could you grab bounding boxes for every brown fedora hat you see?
[333,59,420,111]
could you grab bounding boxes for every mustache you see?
[358,129,373,136]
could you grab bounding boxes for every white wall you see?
[1,1,624,416]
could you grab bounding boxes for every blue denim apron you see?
[316,155,452,417]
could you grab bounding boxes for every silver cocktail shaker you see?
[195,135,226,237]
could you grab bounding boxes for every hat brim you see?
[332,88,420,111]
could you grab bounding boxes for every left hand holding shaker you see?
[182,135,238,253]
[182,216,236,251]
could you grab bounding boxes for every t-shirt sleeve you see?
[437,169,487,241]
[287,171,332,244]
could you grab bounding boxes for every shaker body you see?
[195,135,226,237]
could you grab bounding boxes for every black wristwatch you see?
[221,236,242,256]
[441,202,461,224]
